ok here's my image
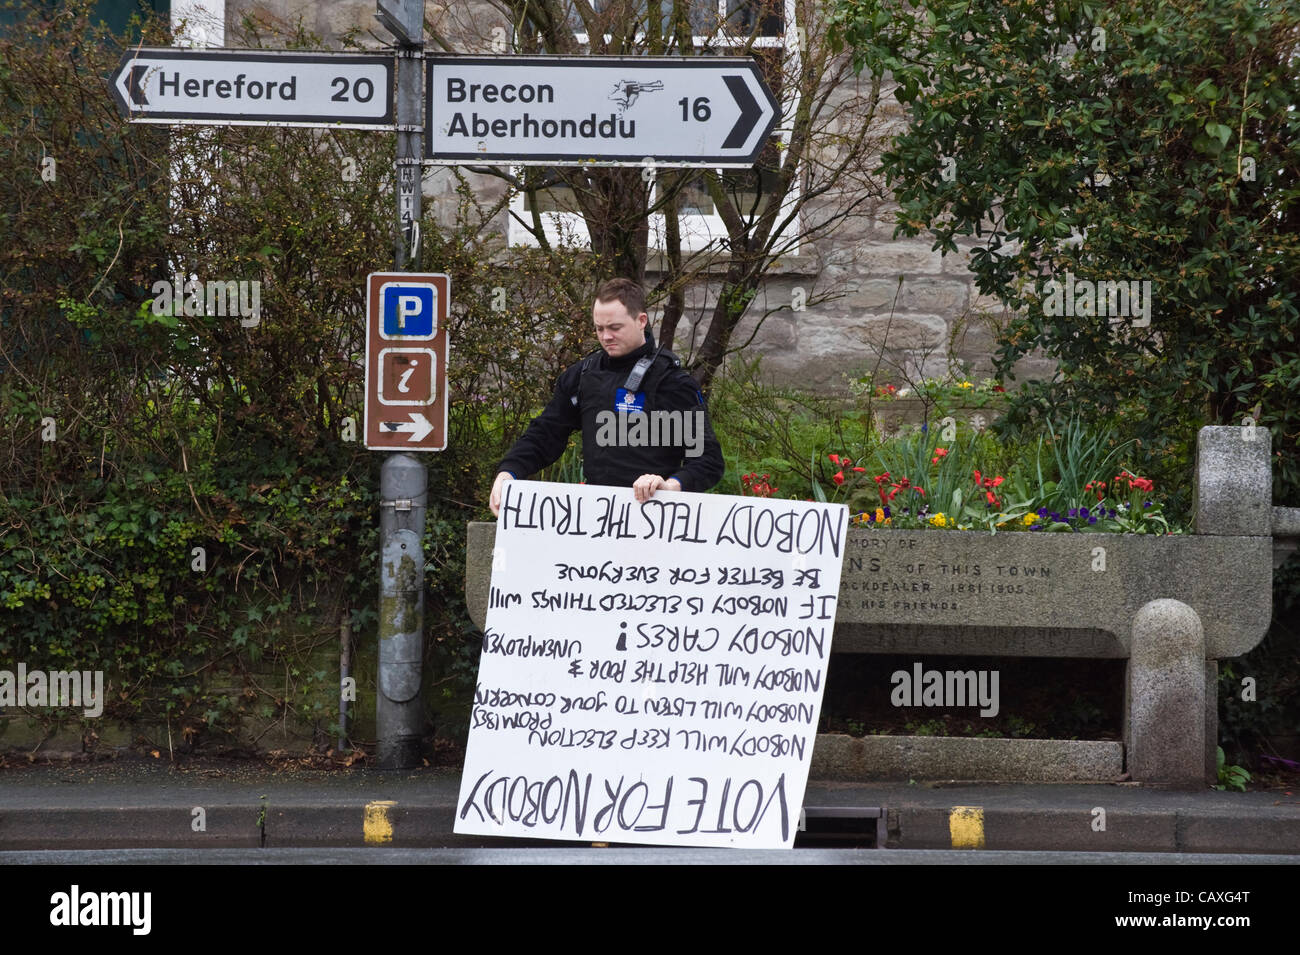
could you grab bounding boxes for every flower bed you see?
[739,414,1181,535]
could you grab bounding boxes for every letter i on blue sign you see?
[381,283,437,339]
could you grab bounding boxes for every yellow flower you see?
[1022,513,1036,526]
[875,507,887,524]
[959,381,973,388]
[929,512,948,527]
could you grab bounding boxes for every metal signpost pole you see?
[375,0,427,769]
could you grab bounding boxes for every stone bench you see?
[465,426,1296,788]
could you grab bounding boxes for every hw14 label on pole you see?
[425,55,779,167]
[364,272,449,451]
[109,48,395,128]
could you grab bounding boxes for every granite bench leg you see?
[1125,599,1206,789]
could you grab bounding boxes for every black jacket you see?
[498,330,724,492]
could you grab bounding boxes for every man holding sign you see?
[469,283,845,850]
[489,278,724,514]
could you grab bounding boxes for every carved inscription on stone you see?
[838,535,1061,614]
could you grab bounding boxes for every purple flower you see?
[883,506,891,518]
[1068,508,1078,518]
[1037,507,1049,518]
[1107,508,1117,518]
[1049,511,1061,522]
[1081,506,1090,518]
[1088,516,1097,525]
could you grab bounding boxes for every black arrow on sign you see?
[722,74,760,149]
[128,64,150,106]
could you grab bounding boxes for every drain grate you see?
[795,806,888,848]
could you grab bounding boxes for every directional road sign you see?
[364,272,449,451]
[109,48,395,129]
[425,55,779,167]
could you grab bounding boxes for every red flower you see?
[883,475,924,501]
[852,466,866,473]
[873,472,893,506]
[829,453,841,465]
[740,471,778,497]
[992,384,1006,393]
[832,471,845,486]
[972,468,1004,505]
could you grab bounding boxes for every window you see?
[508,0,799,255]
[726,0,784,37]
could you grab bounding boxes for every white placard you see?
[456,481,848,849]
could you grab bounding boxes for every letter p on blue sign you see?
[380,281,437,339]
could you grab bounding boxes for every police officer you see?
[489,277,724,515]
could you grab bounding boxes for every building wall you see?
[226,0,1053,393]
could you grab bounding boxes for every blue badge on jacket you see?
[615,388,645,413]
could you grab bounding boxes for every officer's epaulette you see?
[570,349,604,405]
[655,348,683,369]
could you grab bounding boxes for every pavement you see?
[3,847,1297,864]
[1,758,1297,854]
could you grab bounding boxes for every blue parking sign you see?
[380,282,437,339]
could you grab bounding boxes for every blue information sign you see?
[380,282,438,339]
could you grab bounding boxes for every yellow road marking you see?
[949,806,985,849]
[364,800,397,845]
